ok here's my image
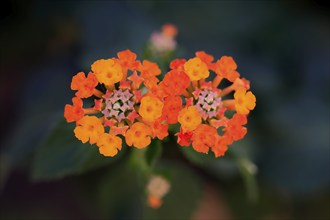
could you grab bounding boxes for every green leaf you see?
[31,118,123,182]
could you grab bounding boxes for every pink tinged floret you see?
[127,111,139,123]
[110,125,129,136]
[194,89,222,120]
[185,98,193,107]
[133,90,142,102]
[94,99,103,111]
[210,117,229,129]
[192,88,201,99]
[117,112,126,122]
[103,90,112,99]
[102,88,136,122]
[104,119,116,127]
[119,81,131,90]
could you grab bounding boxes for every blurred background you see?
[0,0,329,219]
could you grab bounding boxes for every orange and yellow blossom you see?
[96,133,122,157]
[139,96,164,122]
[91,58,123,86]
[65,49,170,157]
[74,116,104,144]
[174,52,256,157]
[161,95,182,124]
[234,87,256,115]
[178,106,202,132]
[211,135,233,157]
[191,124,217,153]
[64,97,84,123]
[64,48,256,159]
[184,57,209,81]
[125,122,152,149]
[71,72,98,98]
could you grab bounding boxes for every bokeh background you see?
[0,1,329,219]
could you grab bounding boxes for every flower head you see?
[65,49,169,156]
[149,24,177,54]
[146,175,171,209]
[174,52,256,157]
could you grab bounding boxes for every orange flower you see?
[234,87,256,114]
[225,114,247,141]
[117,49,140,71]
[195,51,214,70]
[175,128,193,147]
[211,135,232,157]
[150,119,169,140]
[214,56,239,82]
[184,57,209,81]
[74,116,104,144]
[91,58,123,86]
[161,69,190,96]
[162,23,177,38]
[139,96,164,122]
[96,133,122,157]
[127,71,144,89]
[147,195,162,209]
[191,124,217,153]
[178,106,202,132]
[162,95,182,124]
[64,97,84,123]
[139,60,161,79]
[71,72,98,98]
[170,59,186,70]
[146,175,171,209]
[125,122,152,148]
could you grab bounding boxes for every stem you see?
[220,84,235,97]
[192,81,198,89]
[222,99,235,110]
[212,75,223,88]
[83,108,100,114]
[182,89,191,98]
[93,89,104,98]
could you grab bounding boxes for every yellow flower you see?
[125,122,151,148]
[178,106,202,132]
[139,96,164,122]
[91,59,123,86]
[74,116,104,144]
[96,133,122,157]
[184,57,209,81]
[234,87,256,114]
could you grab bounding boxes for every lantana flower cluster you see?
[64,50,256,158]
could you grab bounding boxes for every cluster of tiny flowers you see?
[149,23,177,54]
[172,52,256,157]
[64,50,256,158]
